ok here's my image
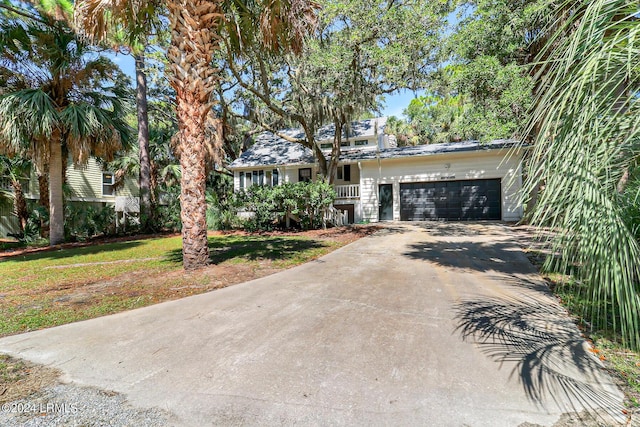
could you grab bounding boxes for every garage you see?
[400,179,501,221]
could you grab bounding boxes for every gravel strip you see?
[1,383,174,426]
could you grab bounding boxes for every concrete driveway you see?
[0,223,626,426]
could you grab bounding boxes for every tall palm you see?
[523,1,640,348]
[0,7,131,245]
[75,0,318,269]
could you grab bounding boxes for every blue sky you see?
[111,53,417,120]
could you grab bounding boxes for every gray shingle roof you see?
[339,139,518,162]
[229,119,518,169]
[230,118,389,169]
[230,131,315,168]
[316,117,387,141]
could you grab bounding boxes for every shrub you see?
[236,181,336,231]
[206,189,242,231]
[64,204,117,240]
[8,204,48,243]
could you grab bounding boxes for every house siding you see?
[22,158,140,202]
[0,157,139,237]
[359,148,523,222]
[66,160,102,200]
[0,200,19,237]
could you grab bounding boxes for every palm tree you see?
[74,0,318,269]
[523,0,640,349]
[0,6,131,245]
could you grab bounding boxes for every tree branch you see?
[0,3,49,25]
[224,41,306,126]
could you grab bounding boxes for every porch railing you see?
[334,184,359,199]
[323,206,346,227]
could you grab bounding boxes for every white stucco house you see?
[228,117,524,224]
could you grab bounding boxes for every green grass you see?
[0,354,28,385]
[0,233,339,337]
[0,236,184,291]
[593,337,640,408]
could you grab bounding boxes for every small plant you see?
[7,204,48,244]
[153,186,182,232]
[206,187,242,231]
[64,204,117,241]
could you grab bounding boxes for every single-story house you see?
[228,118,524,224]
[0,156,139,237]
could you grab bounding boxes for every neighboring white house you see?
[228,117,524,224]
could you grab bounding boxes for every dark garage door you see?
[400,179,501,221]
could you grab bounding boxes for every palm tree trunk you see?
[167,0,221,270]
[10,180,27,234]
[49,136,64,245]
[176,91,210,269]
[135,52,152,229]
[37,171,49,210]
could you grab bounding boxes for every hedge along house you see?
[228,118,525,224]
[0,156,139,237]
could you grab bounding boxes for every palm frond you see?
[523,0,640,348]
[0,88,59,155]
[73,0,163,45]
[60,102,132,164]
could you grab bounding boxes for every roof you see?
[231,131,316,168]
[230,118,389,169]
[229,120,518,169]
[339,140,518,162]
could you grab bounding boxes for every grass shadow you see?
[453,293,626,424]
[166,236,328,265]
[0,241,145,263]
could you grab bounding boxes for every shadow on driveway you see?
[403,239,537,276]
[453,290,625,425]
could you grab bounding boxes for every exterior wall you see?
[334,162,362,222]
[318,136,378,151]
[0,199,19,238]
[66,158,139,202]
[334,199,362,223]
[0,156,139,237]
[333,162,360,185]
[20,157,139,203]
[359,149,524,223]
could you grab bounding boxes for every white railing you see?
[334,184,360,199]
[323,206,346,227]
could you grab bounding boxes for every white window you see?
[102,172,115,196]
[240,170,274,189]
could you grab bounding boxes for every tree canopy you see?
[225,0,449,180]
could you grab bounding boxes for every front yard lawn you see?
[0,226,376,337]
